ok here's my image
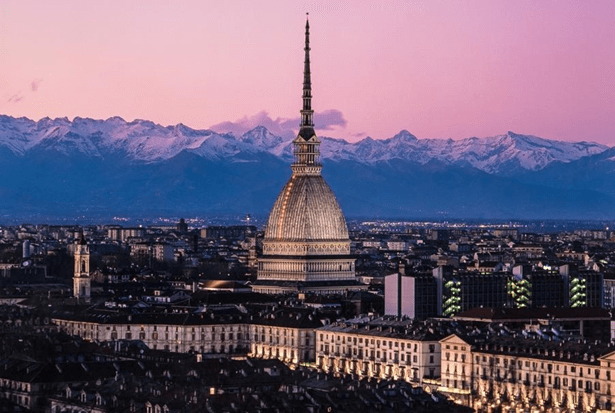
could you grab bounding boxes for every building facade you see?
[440,332,615,411]
[52,307,325,365]
[315,317,444,385]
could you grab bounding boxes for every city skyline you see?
[1,1,614,144]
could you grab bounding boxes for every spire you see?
[300,13,314,131]
[292,14,321,176]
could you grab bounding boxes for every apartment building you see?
[440,330,615,411]
[315,317,446,385]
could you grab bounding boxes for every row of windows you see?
[471,355,602,378]
[0,380,31,392]
[444,344,467,351]
[319,333,436,353]
[61,321,242,334]
[319,346,436,365]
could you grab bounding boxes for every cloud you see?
[210,111,295,139]
[7,93,23,103]
[210,109,348,139]
[31,78,43,92]
[313,109,347,130]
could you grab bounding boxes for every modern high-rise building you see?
[386,263,604,319]
[253,18,365,295]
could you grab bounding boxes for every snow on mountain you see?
[0,115,608,172]
[237,125,284,148]
[319,130,607,173]
[187,133,251,160]
[0,115,217,162]
[438,132,608,173]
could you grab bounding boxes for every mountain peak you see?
[238,125,282,148]
[392,130,418,141]
[251,125,269,133]
[105,116,126,123]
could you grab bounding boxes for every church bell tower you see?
[73,233,91,301]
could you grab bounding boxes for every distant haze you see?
[1,1,614,144]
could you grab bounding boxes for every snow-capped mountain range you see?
[1,114,614,220]
[0,115,607,174]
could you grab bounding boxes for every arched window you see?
[81,260,86,273]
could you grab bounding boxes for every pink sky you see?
[1,0,614,144]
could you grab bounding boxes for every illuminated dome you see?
[264,174,349,242]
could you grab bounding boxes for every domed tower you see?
[73,233,91,301]
[253,17,365,295]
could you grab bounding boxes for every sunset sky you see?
[1,0,614,144]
